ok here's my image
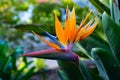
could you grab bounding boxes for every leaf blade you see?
[102,12,120,63]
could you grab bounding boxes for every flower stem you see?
[75,43,93,60]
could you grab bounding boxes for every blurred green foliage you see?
[0,39,35,80]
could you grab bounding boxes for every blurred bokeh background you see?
[0,0,109,80]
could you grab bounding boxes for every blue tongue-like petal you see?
[37,26,64,49]
[43,31,64,49]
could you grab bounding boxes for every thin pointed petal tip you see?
[32,31,60,49]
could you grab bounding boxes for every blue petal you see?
[37,26,64,49]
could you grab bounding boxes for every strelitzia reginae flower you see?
[23,8,99,61]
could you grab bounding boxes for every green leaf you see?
[102,12,120,63]
[75,43,93,60]
[11,47,24,71]
[80,59,103,80]
[3,57,12,73]
[79,60,92,80]
[76,36,109,59]
[90,33,109,48]
[89,0,110,14]
[110,0,120,25]
[15,61,33,80]
[12,46,24,58]
[91,48,120,80]
[22,67,35,80]
[11,24,55,35]
[57,70,69,80]
[0,40,6,54]
[87,69,103,80]
[58,60,85,80]
[0,40,9,57]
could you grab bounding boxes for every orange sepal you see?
[32,31,60,49]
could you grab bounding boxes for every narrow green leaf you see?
[11,24,55,35]
[58,60,85,80]
[91,48,120,80]
[0,41,9,57]
[75,43,93,60]
[57,70,69,80]
[89,0,110,14]
[15,61,33,80]
[22,67,35,80]
[102,12,120,63]
[3,57,12,73]
[90,33,109,48]
[110,0,120,25]
[91,48,109,80]
[79,60,92,80]
[87,69,103,80]
[0,40,6,55]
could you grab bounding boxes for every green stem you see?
[75,43,93,60]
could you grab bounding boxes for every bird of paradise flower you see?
[23,8,99,62]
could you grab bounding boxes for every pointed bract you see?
[23,49,78,61]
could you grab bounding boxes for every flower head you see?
[23,8,99,61]
[34,8,99,49]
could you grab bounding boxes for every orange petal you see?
[64,8,77,43]
[71,7,76,29]
[76,19,93,41]
[55,13,65,45]
[79,11,92,28]
[70,29,77,43]
[65,8,71,28]
[75,11,92,41]
[65,8,77,42]
[64,8,71,41]
[69,8,77,42]
[81,19,93,30]
[77,19,99,41]
[66,6,71,20]
[60,8,72,45]
[64,20,70,45]
[32,31,60,49]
